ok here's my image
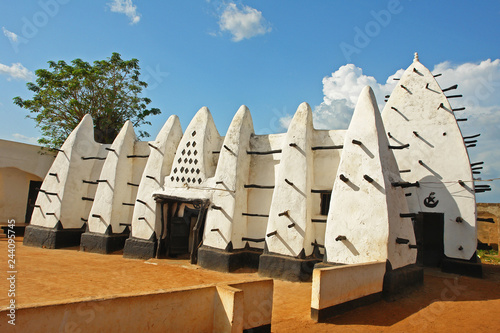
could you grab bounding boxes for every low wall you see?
[231,280,273,330]
[477,203,500,250]
[311,261,386,322]
[0,279,273,333]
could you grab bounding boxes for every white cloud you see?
[282,59,500,133]
[431,59,500,202]
[429,60,500,142]
[218,3,271,42]
[12,133,39,145]
[432,59,500,116]
[108,0,141,24]
[304,64,404,130]
[2,27,18,43]
[0,62,34,81]
[278,58,500,201]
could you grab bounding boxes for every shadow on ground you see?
[321,265,500,327]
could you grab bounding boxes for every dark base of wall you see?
[123,237,157,259]
[258,253,321,282]
[23,224,84,249]
[311,292,382,322]
[441,256,483,278]
[243,323,271,333]
[383,264,424,298]
[197,245,262,272]
[80,232,128,254]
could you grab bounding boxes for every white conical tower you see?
[264,102,316,258]
[86,121,137,236]
[258,103,320,282]
[324,86,416,268]
[24,115,107,248]
[165,107,221,188]
[123,115,183,259]
[202,105,254,251]
[382,54,476,262]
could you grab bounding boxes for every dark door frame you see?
[414,212,445,267]
[153,194,209,264]
[25,180,42,224]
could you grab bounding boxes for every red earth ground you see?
[1,235,499,332]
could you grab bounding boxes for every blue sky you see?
[1,0,499,202]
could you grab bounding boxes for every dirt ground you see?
[1,236,500,332]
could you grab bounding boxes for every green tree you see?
[14,52,160,149]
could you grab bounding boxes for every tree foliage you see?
[14,52,160,148]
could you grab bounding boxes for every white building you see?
[0,140,55,230]
[23,54,483,283]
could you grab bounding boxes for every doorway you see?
[157,198,208,264]
[25,180,42,224]
[414,212,445,266]
[168,207,199,257]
